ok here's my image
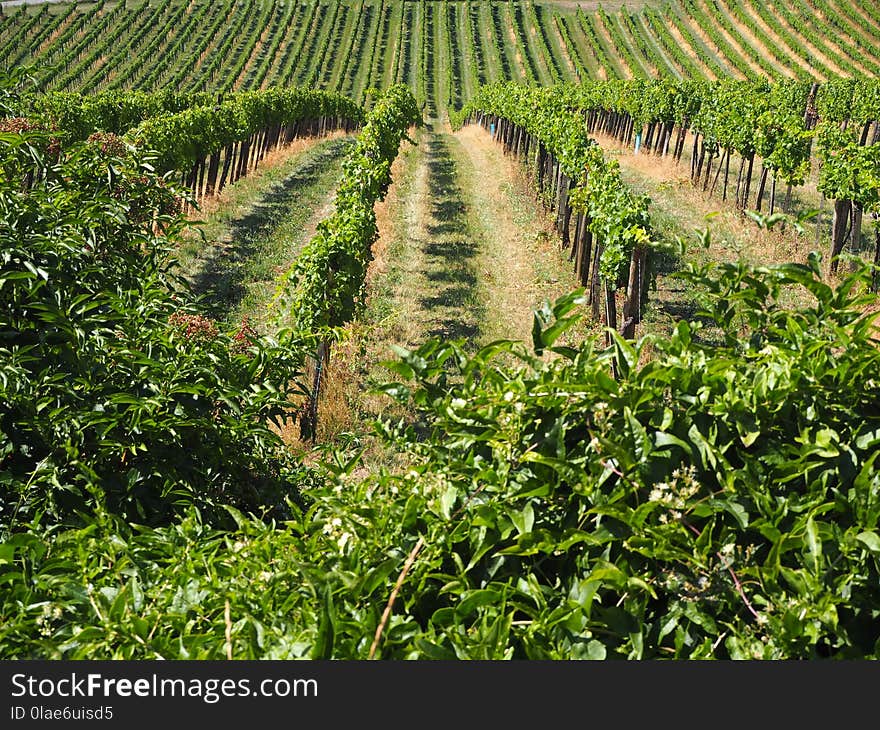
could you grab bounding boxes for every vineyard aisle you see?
[591,132,818,337]
[321,118,583,442]
[176,134,355,330]
[367,119,580,351]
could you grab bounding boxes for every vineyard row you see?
[3,0,880,108]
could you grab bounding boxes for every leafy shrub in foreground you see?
[3,256,878,658]
[0,123,310,528]
[371,254,880,659]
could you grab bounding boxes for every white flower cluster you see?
[35,602,63,637]
[322,516,353,552]
[322,516,343,535]
[650,465,701,522]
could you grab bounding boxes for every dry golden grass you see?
[271,353,354,462]
[270,391,309,455]
[313,331,398,443]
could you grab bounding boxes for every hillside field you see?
[4,0,880,110]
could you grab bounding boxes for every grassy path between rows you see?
[372,118,583,349]
[175,133,355,331]
[319,117,583,449]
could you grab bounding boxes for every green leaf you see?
[430,607,457,627]
[132,617,150,640]
[653,431,694,459]
[804,516,822,573]
[687,423,718,469]
[509,503,534,536]
[439,485,458,520]
[360,558,400,595]
[311,586,336,659]
[414,638,457,659]
[585,639,606,660]
[855,531,880,554]
[222,505,249,530]
[540,315,581,351]
[456,589,502,618]
[586,563,627,588]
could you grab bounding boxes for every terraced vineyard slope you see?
[3,0,880,111]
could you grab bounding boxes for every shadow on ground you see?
[187,137,353,318]
[417,133,483,342]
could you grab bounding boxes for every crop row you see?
[4,0,880,109]
[553,78,879,281]
[453,83,654,343]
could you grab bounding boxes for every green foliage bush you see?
[1,111,311,529]
[4,254,878,659]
